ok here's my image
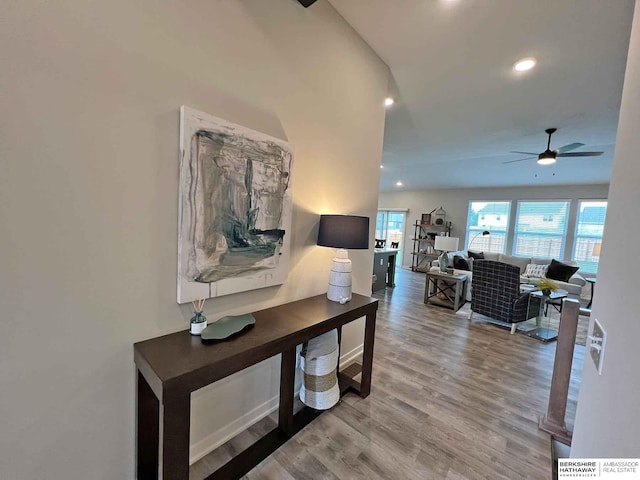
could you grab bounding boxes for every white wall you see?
[0,1,389,478]
[380,184,609,267]
[571,0,640,457]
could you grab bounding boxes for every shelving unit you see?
[410,222,452,272]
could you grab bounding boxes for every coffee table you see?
[524,289,568,342]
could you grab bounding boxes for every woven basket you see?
[299,330,339,410]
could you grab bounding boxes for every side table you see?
[525,289,568,342]
[424,271,468,312]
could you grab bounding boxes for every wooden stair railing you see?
[539,298,580,445]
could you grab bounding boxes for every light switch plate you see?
[589,318,606,375]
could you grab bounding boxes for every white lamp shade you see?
[434,236,459,252]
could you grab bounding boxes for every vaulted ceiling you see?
[329,0,635,191]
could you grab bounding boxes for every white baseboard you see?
[189,343,364,465]
[189,396,279,464]
[339,343,364,368]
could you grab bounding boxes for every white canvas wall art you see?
[177,106,294,304]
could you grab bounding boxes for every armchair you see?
[468,260,540,334]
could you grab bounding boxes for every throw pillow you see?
[524,263,548,278]
[453,255,471,271]
[468,250,484,260]
[546,259,579,283]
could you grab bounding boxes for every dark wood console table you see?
[134,293,378,480]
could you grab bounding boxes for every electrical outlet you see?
[588,318,606,375]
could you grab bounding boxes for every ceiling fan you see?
[504,128,604,165]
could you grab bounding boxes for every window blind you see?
[513,201,570,258]
[465,201,511,253]
[572,200,607,273]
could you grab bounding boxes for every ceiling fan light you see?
[537,149,557,165]
[537,156,556,166]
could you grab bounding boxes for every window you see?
[376,209,407,262]
[573,200,607,273]
[466,201,511,253]
[513,201,570,258]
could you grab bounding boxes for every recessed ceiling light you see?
[395,181,403,187]
[380,165,384,169]
[384,97,395,107]
[514,57,536,72]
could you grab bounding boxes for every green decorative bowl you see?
[201,313,256,342]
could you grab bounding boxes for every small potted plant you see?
[535,278,560,296]
[190,298,208,335]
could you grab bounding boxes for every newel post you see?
[539,298,580,445]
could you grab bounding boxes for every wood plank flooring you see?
[191,268,584,479]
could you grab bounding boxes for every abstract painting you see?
[177,106,294,304]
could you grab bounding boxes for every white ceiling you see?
[329,0,635,191]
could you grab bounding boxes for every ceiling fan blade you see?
[503,156,536,164]
[556,142,585,153]
[557,151,604,157]
[510,150,539,155]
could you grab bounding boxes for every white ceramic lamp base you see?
[327,249,352,303]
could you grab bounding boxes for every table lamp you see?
[317,214,370,303]
[434,236,459,273]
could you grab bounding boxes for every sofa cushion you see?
[561,282,583,296]
[531,257,578,266]
[546,259,580,283]
[453,255,471,271]
[568,273,586,287]
[524,263,548,278]
[498,254,530,274]
[483,252,500,261]
[531,258,551,266]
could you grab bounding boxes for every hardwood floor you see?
[191,268,584,479]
